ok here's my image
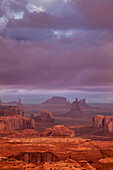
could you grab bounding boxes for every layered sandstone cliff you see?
[93,115,113,132]
[0,105,25,117]
[0,115,35,130]
[11,152,58,164]
[92,115,105,128]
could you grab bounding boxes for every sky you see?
[0,0,113,103]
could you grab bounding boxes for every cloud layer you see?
[0,0,113,94]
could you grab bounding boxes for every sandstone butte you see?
[31,110,55,123]
[93,115,113,132]
[62,98,91,120]
[41,125,75,137]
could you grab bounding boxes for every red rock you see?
[10,152,58,164]
[0,105,25,117]
[6,129,40,138]
[92,115,113,132]
[35,110,55,123]
[92,115,105,128]
[42,125,75,137]
[96,158,113,170]
[0,115,35,130]
[103,116,113,132]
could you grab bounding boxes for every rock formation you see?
[92,115,113,132]
[17,99,23,109]
[30,113,35,119]
[0,105,25,117]
[103,116,113,132]
[97,158,113,170]
[34,110,55,123]
[41,125,75,137]
[80,99,92,110]
[92,115,105,128]
[0,129,40,138]
[42,96,70,105]
[10,152,58,164]
[0,115,35,130]
[62,98,90,120]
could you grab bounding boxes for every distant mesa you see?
[31,110,55,123]
[6,101,18,105]
[0,99,23,108]
[42,96,70,105]
[93,115,113,132]
[41,125,75,137]
[0,115,35,130]
[62,98,91,120]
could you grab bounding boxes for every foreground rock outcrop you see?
[41,125,75,137]
[10,152,58,164]
[93,115,113,132]
[0,137,102,165]
[0,156,96,169]
[0,115,35,130]
[0,105,25,117]
[32,110,55,123]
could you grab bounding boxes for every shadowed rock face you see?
[93,115,113,132]
[34,110,55,123]
[0,105,25,117]
[92,115,105,128]
[103,116,113,132]
[0,115,35,130]
[42,125,75,137]
[62,98,90,120]
[10,152,58,164]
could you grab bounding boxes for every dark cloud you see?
[0,36,113,91]
[0,0,113,94]
[76,0,113,29]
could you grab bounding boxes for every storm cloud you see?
[0,0,113,96]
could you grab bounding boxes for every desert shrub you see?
[4,158,8,161]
